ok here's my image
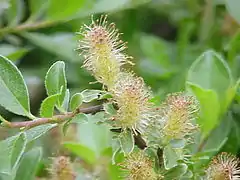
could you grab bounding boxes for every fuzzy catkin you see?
[120,151,163,180]
[50,156,75,180]
[112,72,155,134]
[206,152,240,180]
[77,15,132,89]
[145,92,199,145]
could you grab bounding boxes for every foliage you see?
[0,0,240,180]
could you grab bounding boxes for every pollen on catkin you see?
[206,152,240,180]
[50,156,76,180]
[120,151,163,180]
[147,92,199,143]
[112,72,154,133]
[77,15,132,89]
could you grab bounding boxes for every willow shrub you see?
[0,15,240,180]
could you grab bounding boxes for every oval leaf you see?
[77,114,111,156]
[119,130,134,155]
[63,113,88,135]
[15,147,42,180]
[70,93,83,111]
[22,33,78,62]
[63,142,96,164]
[25,124,57,143]
[163,145,180,170]
[187,83,220,136]
[0,133,26,175]
[164,164,188,180]
[40,94,60,118]
[0,55,32,117]
[81,89,102,103]
[11,133,27,170]
[187,50,232,97]
[47,0,85,20]
[62,89,70,111]
[45,61,66,107]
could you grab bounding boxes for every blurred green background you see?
[1,0,240,179]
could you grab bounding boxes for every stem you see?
[0,20,59,35]
[1,105,103,129]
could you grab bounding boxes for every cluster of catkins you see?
[74,15,240,180]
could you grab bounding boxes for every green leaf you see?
[180,170,193,180]
[111,137,121,164]
[15,147,42,180]
[45,61,66,108]
[103,103,117,115]
[11,133,27,170]
[76,114,111,156]
[29,0,48,15]
[163,145,179,170]
[226,0,240,24]
[139,34,174,78]
[119,130,134,155]
[81,0,149,16]
[227,31,240,63]
[202,114,232,152]
[28,0,49,21]
[0,133,26,176]
[0,138,15,174]
[140,34,170,63]
[47,0,86,20]
[0,55,32,118]
[164,164,188,180]
[99,92,113,100]
[70,93,83,111]
[0,172,12,180]
[62,89,70,111]
[186,50,234,135]
[187,50,232,97]
[169,139,186,149]
[22,32,78,62]
[40,94,60,117]
[0,44,30,62]
[24,124,57,143]
[62,113,88,135]
[7,0,25,26]
[63,142,96,164]
[77,0,127,16]
[187,83,220,136]
[81,89,102,103]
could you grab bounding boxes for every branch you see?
[0,20,60,35]
[1,105,103,129]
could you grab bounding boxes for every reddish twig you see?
[1,105,103,129]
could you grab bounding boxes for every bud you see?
[50,156,75,180]
[206,152,240,180]
[112,72,154,133]
[77,15,132,89]
[120,151,163,180]
[147,93,199,144]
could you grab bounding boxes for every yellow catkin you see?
[77,15,132,89]
[161,93,199,141]
[146,92,199,144]
[120,151,163,180]
[112,72,154,133]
